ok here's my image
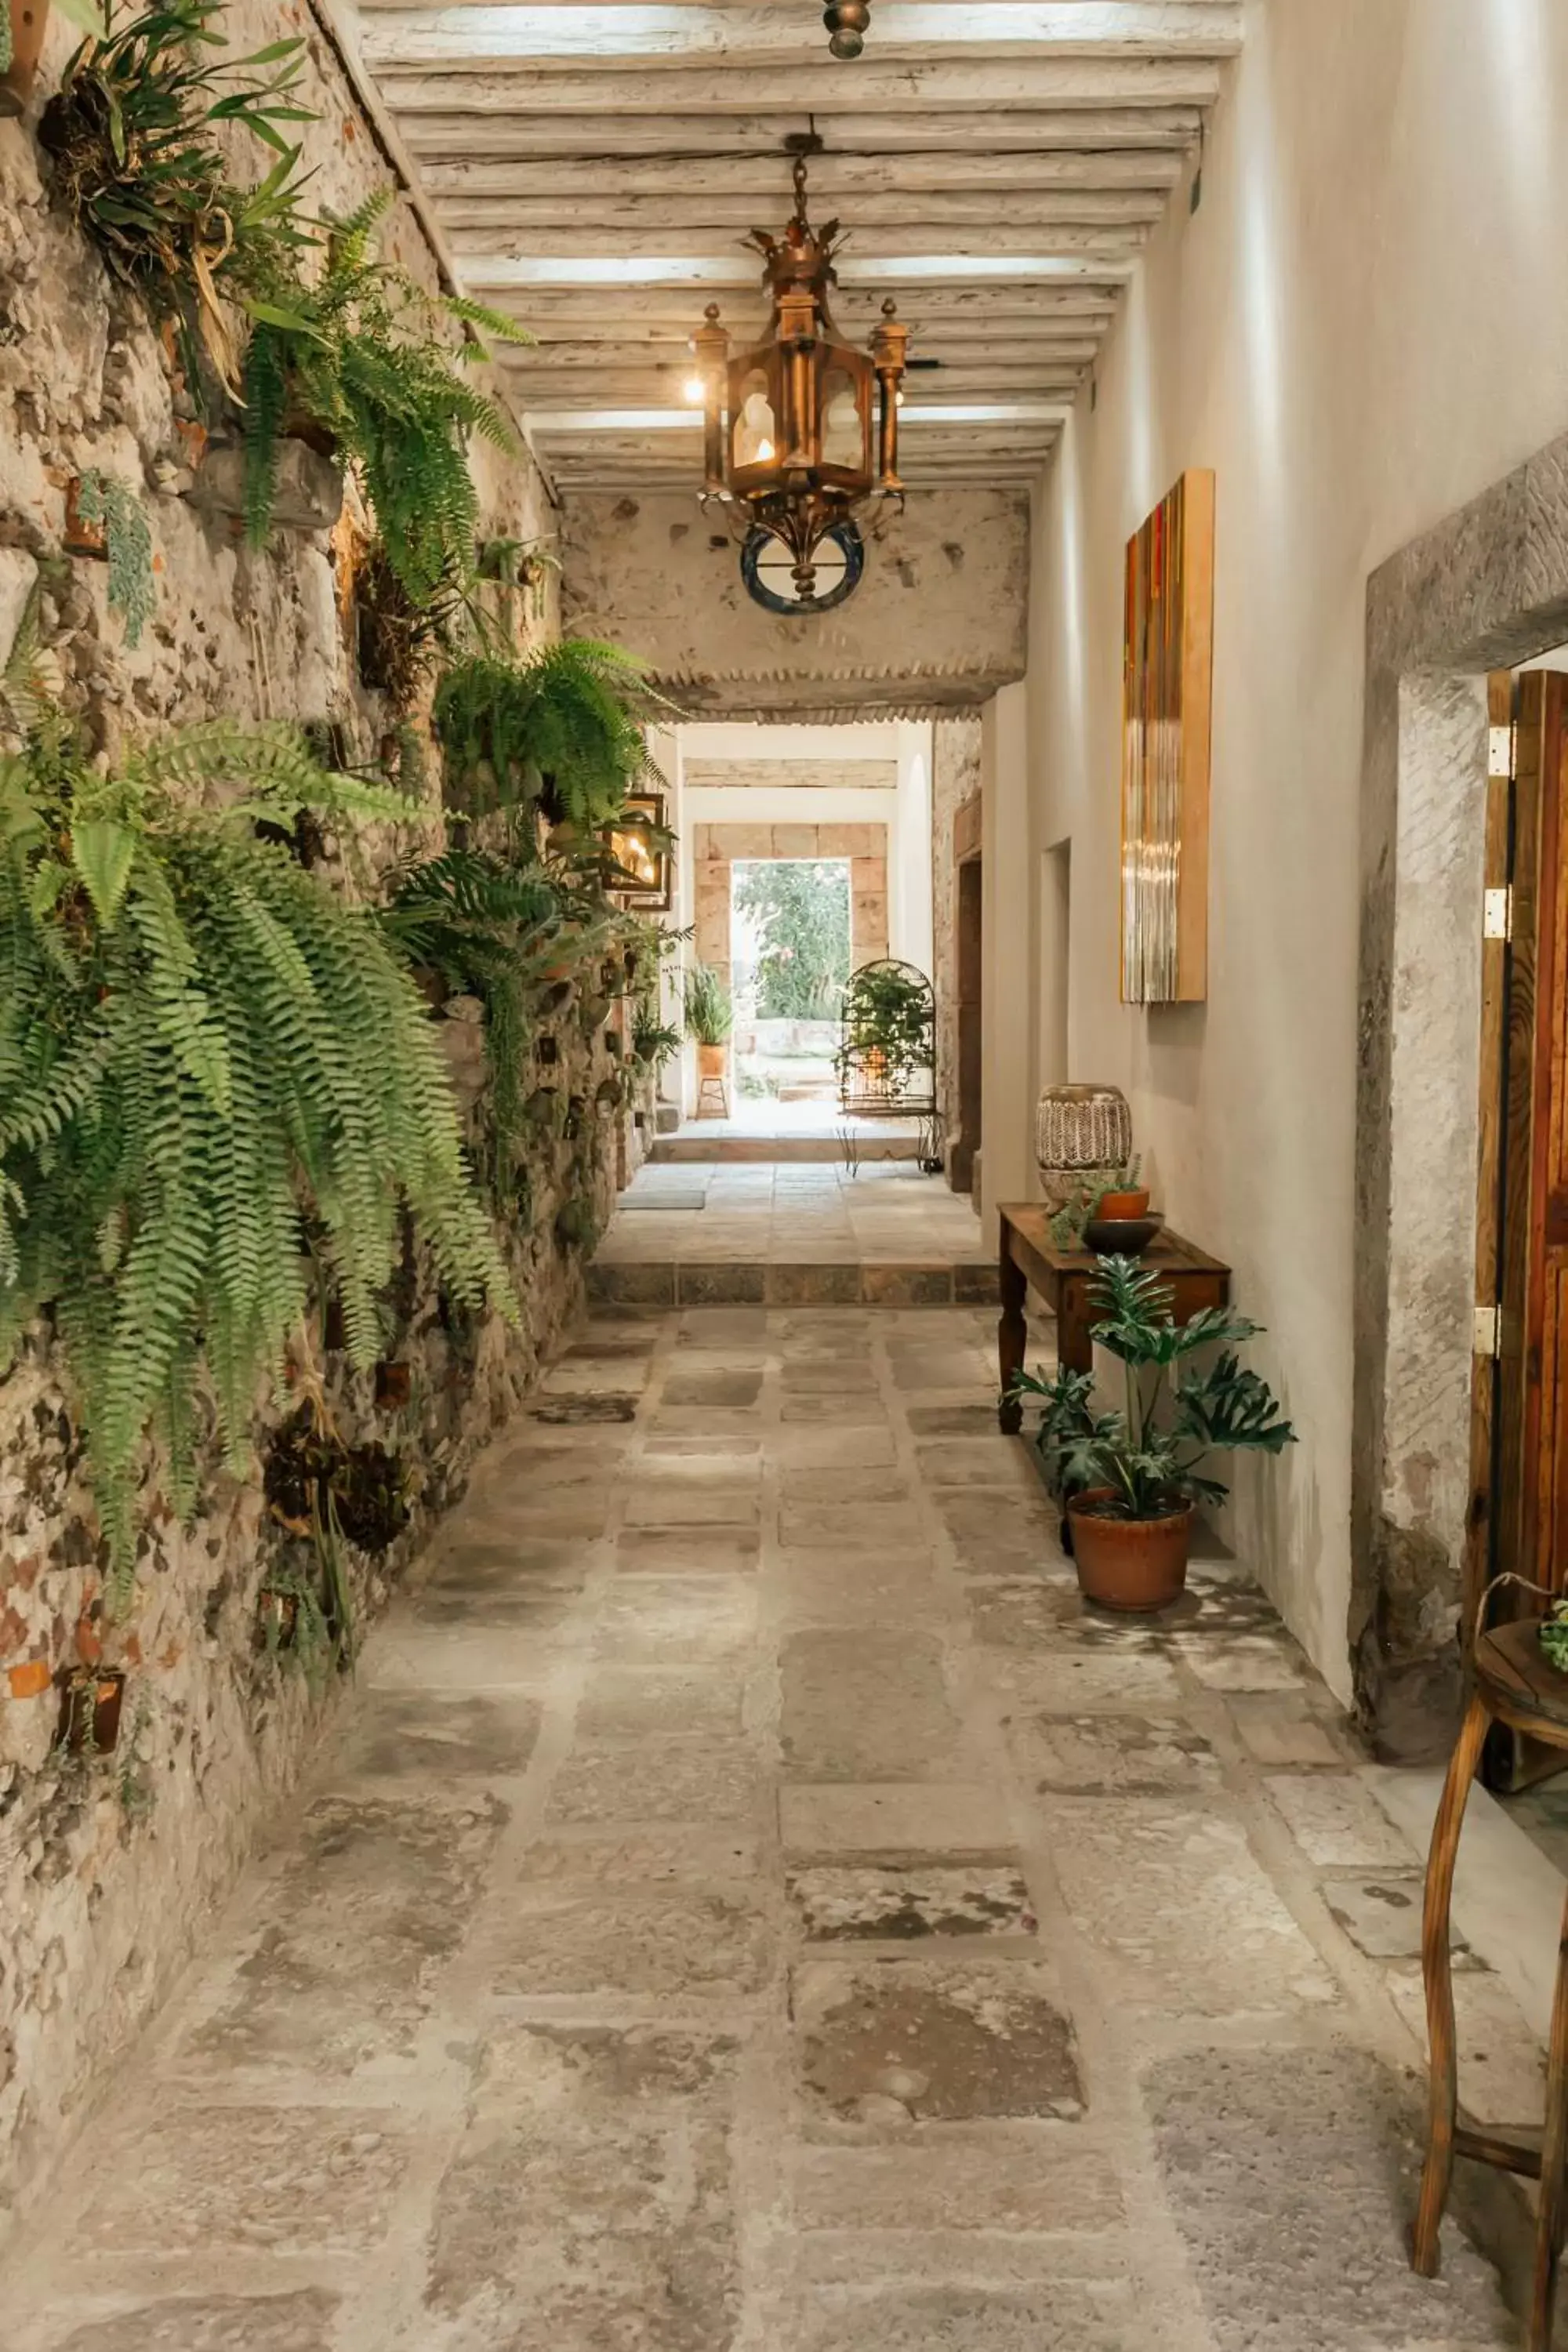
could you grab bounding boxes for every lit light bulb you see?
[895,389,905,407]
[683,375,705,405]
[757,437,775,461]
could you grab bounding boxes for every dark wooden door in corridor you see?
[1471,670,1568,1779]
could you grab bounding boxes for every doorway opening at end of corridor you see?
[729,858,851,1115]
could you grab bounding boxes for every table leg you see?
[1529,1882,1568,2350]
[1412,1694,1490,2277]
[998,1234,1027,1433]
[1057,1276,1095,1374]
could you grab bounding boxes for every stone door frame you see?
[1355,429,1568,1757]
[691,822,890,993]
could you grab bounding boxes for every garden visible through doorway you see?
[731,858,851,1108]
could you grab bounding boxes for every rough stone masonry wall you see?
[0,2,643,2234]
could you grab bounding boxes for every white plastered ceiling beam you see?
[347,0,1242,493]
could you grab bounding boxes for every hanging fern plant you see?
[241,192,531,607]
[379,844,630,1203]
[433,638,669,833]
[0,716,514,1602]
[75,470,157,648]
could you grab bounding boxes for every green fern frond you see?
[239,191,520,603]
[1,716,514,1603]
[434,638,672,833]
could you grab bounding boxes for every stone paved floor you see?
[592,1164,991,1308]
[0,1306,1543,2350]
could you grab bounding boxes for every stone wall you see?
[561,489,1029,719]
[932,717,983,1181]
[0,5,642,2233]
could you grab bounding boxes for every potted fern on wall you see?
[433,638,666,833]
[0,713,514,1602]
[241,191,530,606]
[1007,1257,1295,1611]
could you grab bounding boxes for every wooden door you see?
[952,848,983,1195]
[1471,670,1568,1784]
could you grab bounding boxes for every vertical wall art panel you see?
[1120,470,1215,1003]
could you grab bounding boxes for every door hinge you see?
[1483,887,1513,940]
[1489,724,1514,779]
[1474,1304,1503,1357]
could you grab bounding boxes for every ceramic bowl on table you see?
[1084,1214,1163,1258]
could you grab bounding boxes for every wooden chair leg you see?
[1413,1694,1490,2277]
[1529,1884,1568,2350]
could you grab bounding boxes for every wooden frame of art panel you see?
[1120,468,1215,1004]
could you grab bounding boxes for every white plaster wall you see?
[982,684,1035,1247]
[1025,0,1568,1700]
[892,721,936,984]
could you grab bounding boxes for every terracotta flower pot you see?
[1096,1188,1149,1221]
[63,475,107,560]
[1065,1489,1192,1613]
[697,1042,728,1079]
[1,0,50,119]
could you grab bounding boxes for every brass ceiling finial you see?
[822,0,870,60]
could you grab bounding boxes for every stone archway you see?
[1355,428,1568,1759]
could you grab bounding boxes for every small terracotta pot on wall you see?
[63,475,107,560]
[1,0,50,120]
[1066,1490,1193,1613]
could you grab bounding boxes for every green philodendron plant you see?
[0,713,513,1599]
[1007,1255,1296,1523]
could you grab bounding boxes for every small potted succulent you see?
[1049,1156,1145,1249]
[1007,1256,1295,1611]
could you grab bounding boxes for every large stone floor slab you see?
[793,2285,1136,2351]
[0,1301,1530,2352]
[797,1958,1083,2124]
[781,1631,969,1781]
[1145,2046,1518,2350]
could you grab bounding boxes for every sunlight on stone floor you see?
[0,1308,1535,2351]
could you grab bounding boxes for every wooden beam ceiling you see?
[352,0,1241,492]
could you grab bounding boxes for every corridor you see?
[0,1305,1530,2351]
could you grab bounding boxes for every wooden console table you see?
[996,1204,1232,1432]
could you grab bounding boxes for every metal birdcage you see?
[835,959,942,1172]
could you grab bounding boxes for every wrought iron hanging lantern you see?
[691,150,909,615]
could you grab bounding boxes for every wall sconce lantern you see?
[691,150,909,614]
[601,793,673,912]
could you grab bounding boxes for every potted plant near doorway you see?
[1007,1257,1296,1611]
[683,961,733,1109]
